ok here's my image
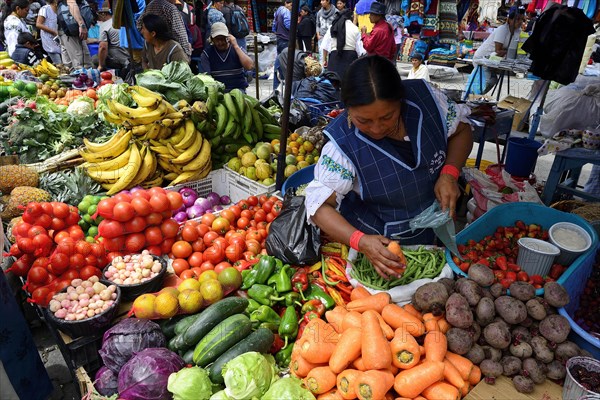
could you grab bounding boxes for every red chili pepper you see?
[292,268,309,295]
[270,334,285,353]
[297,319,309,338]
[301,299,325,316]
[303,310,321,322]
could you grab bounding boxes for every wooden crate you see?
[465,376,564,400]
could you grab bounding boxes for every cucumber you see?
[174,313,202,336]
[182,297,249,347]
[168,334,188,353]
[182,347,195,364]
[159,315,185,339]
[207,328,275,384]
[193,314,252,367]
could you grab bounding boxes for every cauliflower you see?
[66,96,95,116]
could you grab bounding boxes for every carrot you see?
[423,330,447,362]
[375,312,395,340]
[460,383,471,398]
[329,327,362,373]
[422,312,442,332]
[337,369,362,399]
[381,303,425,337]
[352,357,366,371]
[443,358,466,391]
[347,292,391,314]
[384,392,395,400]
[469,364,481,385]
[386,241,407,267]
[333,305,348,314]
[387,364,399,375]
[305,366,338,395]
[291,350,325,378]
[421,381,460,400]
[419,345,426,356]
[403,303,423,320]
[393,361,445,398]
[445,352,474,381]
[355,369,395,400]
[437,317,451,334]
[361,310,392,370]
[318,388,345,400]
[342,311,363,331]
[390,327,421,369]
[350,286,372,301]
[414,397,427,400]
[326,310,346,333]
[300,319,339,364]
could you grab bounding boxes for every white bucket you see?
[563,357,600,400]
[516,237,560,276]
[549,222,593,266]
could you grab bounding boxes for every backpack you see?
[223,4,250,39]
[57,0,96,37]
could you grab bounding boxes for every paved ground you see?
[31,66,593,399]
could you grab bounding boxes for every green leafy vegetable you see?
[208,390,233,400]
[167,366,213,400]
[222,352,277,400]
[261,377,316,400]
[162,61,194,84]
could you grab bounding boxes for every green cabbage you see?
[261,377,316,400]
[209,390,233,400]
[136,70,181,92]
[162,61,194,84]
[222,352,277,400]
[167,366,213,400]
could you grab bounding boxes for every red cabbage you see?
[118,348,185,400]
[99,318,166,374]
[95,366,118,396]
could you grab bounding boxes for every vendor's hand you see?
[359,234,404,279]
[361,26,367,34]
[79,26,88,41]
[228,34,238,48]
[434,173,461,219]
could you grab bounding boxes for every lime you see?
[39,74,49,82]
[82,195,95,203]
[91,195,102,204]
[78,219,90,231]
[83,214,93,224]
[13,80,25,91]
[25,82,37,95]
[88,226,98,237]
[78,200,90,213]
[87,204,97,216]
[85,236,95,243]
[217,267,242,291]
[8,87,20,97]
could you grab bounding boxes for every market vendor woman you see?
[305,55,473,278]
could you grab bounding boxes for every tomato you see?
[203,245,224,264]
[190,267,204,278]
[90,243,105,258]
[187,251,203,268]
[237,200,249,210]
[258,195,268,205]
[103,236,126,252]
[106,252,124,262]
[27,225,46,238]
[262,200,274,213]
[220,209,236,224]
[191,239,206,252]
[246,230,262,242]
[35,214,52,229]
[247,196,259,206]
[75,240,92,256]
[161,238,175,254]
[146,212,164,226]
[100,71,112,80]
[52,202,70,219]
[113,192,132,203]
[258,228,268,239]
[80,266,101,280]
[69,253,85,269]
[201,213,216,226]
[124,216,147,233]
[84,254,98,266]
[272,201,282,216]
[166,191,183,211]
[49,253,69,274]
[266,213,275,223]
[160,219,179,239]
[149,193,170,213]
[7,255,33,276]
[67,225,85,241]
[17,237,35,254]
[229,205,242,218]
[131,197,152,216]
[56,237,76,255]
[145,245,161,256]
[65,210,80,226]
[212,217,230,234]
[131,189,150,200]
[25,202,43,217]
[203,231,220,246]
[229,236,246,250]
[181,225,199,242]
[254,209,267,223]
[53,279,72,292]
[246,239,261,255]
[212,237,228,252]
[148,187,167,196]
[32,257,49,270]
[240,210,253,220]
[196,223,210,238]
[172,241,193,258]
[179,269,196,280]
[145,226,163,246]
[27,267,49,284]
[31,287,51,305]
[172,258,190,276]
[214,261,232,274]
[200,261,214,272]
[236,217,250,229]
[112,202,135,222]
[53,231,70,244]
[15,222,32,237]
[225,244,243,262]
[242,251,256,261]
[51,217,66,231]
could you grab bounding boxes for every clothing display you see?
[403,0,429,25]
[421,0,439,37]
[438,0,458,44]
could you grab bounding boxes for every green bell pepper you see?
[247,284,285,306]
[305,283,336,310]
[250,305,281,325]
[283,292,302,307]
[258,322,279,332]
[241,255,276,290]
[279,306,299,349]
[267,264,292,293]
[275,341,295,367]
[246,299,262,314]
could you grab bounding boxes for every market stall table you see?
[465,376,564,400]
[467,108,514,169]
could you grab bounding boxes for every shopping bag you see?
[265,195,321,265]
[409,201,460,257]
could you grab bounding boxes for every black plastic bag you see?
[265,195,320,265]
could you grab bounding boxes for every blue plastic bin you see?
[504,137,542,177]
[446,202,599,296]
[281,164,315,195]
[87,43,99,56]
[307,101,343,126]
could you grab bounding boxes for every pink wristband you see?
[349,230,365,251]
[441,164,460,180]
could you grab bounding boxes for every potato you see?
[412,281,449,316]
[447,327,474,355]
[511,326,532,344]
[437,277,455,295]
[465,344,485,365]
[555,341,581,363]
[522,357,546,384]
[520,316,534,328]
[445,293,473,329]
[545,359,566,380]
[457,279,483,306]
[469,323,482,343]
[501,355,522,376]
[482,345,503,362]
[543,282,570,308]
[530,336,554,363]
[483,322,511,349]
[482,287,495,300]
[475,297,496,326]
[513,375,535,393]
[539,314,571,344]
[495,296,528,324]
[509,281,536,302]
[490,283,507,298]
[480,359,503,384]
[509,342,533,358]
[468,263,495,287]
[526,298,547,321]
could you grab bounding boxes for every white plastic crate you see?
[165,169,229,198]
[224,166,277,199]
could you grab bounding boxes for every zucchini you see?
[207,328,275,384]
[193,314,252,367]
[167,333,190,353]
[159,315,186,339]
[182,297,248,347]
[182,348,195,364]
[174,313,202,336]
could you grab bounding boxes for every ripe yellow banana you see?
[80,131,133,162]
[128,86,161,108]
[171,131,203,165]
[85,144,139,183]
[83,128,128,152]
[164,172,179,182]
[157,125,172,140]
[131,145,156,187]
[131,124,149,136]
[140,122,161,140]
[102,110,124,125]
[166,143,181,157]
[182,138,211,172]
[83,146,132,172]
[108,99,168,126]
[173,120,198,151]
[142,171,164,188]
[106,142,142,195]
[166,125,187,144]
[149,145,171,155]
[161,118,183,128]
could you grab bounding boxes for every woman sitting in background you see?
[407,53,429,81]
[141,14,189,70]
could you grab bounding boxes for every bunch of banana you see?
[34,59,59,78]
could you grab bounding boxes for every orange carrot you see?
[375,312,395,340]
[329,327,362,373]
[421,381,460,400]
[437,317,451,334]
[337,369,362,399]
[445,352,474,381]
[342,311,363,331]
[422,312,442,332]
[469,364,481,385]
[300,319,339,364]
[326,310,345,333]
[390,327,421,369]
[355,369,395,400]
[386,241,407,267]
[403,303,423,320]
[381,303,426,337]
[352,357,366,371]
[347,292,391,314]
[420,345,426,356]
[443,358,466,391]
[384,392,395,400]
[414,397,427,400]
[333,305,348,314]
[393,361,445,398]
[350,286,372,301]
[460,383,471,398]
[291,350,325,378]
[361,310,392,370]
[423,330,447,362]
[305,366,338,395]
[318,388,345,400]
[387,364,399,375]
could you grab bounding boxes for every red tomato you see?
[65,210,80,226]
[124,216,147,233]
[51,217,66,231]
[225,244,243,262]
[266,213,275,223]
[31,287,51,305]
[247,196,259,206]
[34,214,52,229]
[161,219,180,239]
[148,187,167,196]
[272,201,283,216]
[180,269,196,280]
[89,243,105,258]
[161,238,176,254]
[246,230,262,242]
[17,237,35,254]
[27,267,49,284]
[56,238,76,255]
[181,225,199,242]
[196,223,210,238]
[67,226,85,241]
[262,200,274,213]
[246,239,261,255]
[146,245,162,256]
[258,195,268,205]
[242,251,256,261]
[98,220,125,238]
[49,253,69,274]
[172,241,193,258]
[203,231,220,246]
[212,237,228,252]
[131,197,152,216]
[237,217,250,229]
[254,210,267,223]
[200,261,215,272]
[84,254,98,266]
[229,236,246,250]
[149,193,170,213]
[80,266,101,280]
[97,198,116,219]
[27,225,47,238]
[229,205,242,218]
[75,240,92,256]
[166,191,183,211]
[146,212,164,226]
[220,209,236,224]
[145,226,163,246]
[131,189,150,200]
[191,239,206,252]
[214,261,232,274]
[124,233,146,253]
[113,202,136,222]
[201,213,216,226]
[106,252,124,262]
[69,253,85,269]
[100,71,113,80]
[203,246,224,264]
[113,192,132,203]
[237,200,249,210]
[190,267,204,278]
[172,258,190,276]
[188,252,204,268]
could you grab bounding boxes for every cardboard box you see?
[498,96,532,132]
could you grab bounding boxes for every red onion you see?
[179,188,198,208]
[130,186,144,193]
[220,195,231,205]
[187,205,205,219]
[195,198,212,212]
[212,205,224,212]
[206,192,221,207]
[173,211,187,223]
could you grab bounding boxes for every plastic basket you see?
[281,164,315,195]
[102,255,168,301]
[307,101,343,126]
[165,169,229,199]
[446,202,599,296]
[224,166,276,199]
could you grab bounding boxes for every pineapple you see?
[6,216,22,243]
[0,165,39,195]
[39,167,104,205]
[0,186,52,219]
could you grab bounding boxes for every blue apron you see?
[324,79,448,243]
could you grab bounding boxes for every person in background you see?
[25,0,42,35]
[58,0,93,70]
[336,0,346,12]
[297,5,315,51]
[200,22,253,92]
[323,8,363,77]
[304,55,473,277]
[85,0,100,44]
[386,10,403,60]
[36,0,62,64]
[11,31,41,64]
[94,7,129,71]
[121,0,146,65]
[1,0,31,57]
[407,52,429,80]
[360,1,395,61]
[141,14,188,69]
[316,0,337,62]
[137,0,192,60]
[524,10,537,33]
[272,0,292,91]
[205,0,226,39]
[352,0,374,34]
[222,0,248,52]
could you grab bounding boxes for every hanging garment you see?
[404,0,430,25]
[522,5,595,85]
[438,0,458,44]
[422,0,440,37]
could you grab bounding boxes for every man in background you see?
[11,32,42,65]
[272,0,292,92]
[94,7,129,71]
[221,0,249,52]
[360,1,395,61]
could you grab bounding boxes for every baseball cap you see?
[369,1,386,15]
[210,22,229,38]
[508,5,525,18]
